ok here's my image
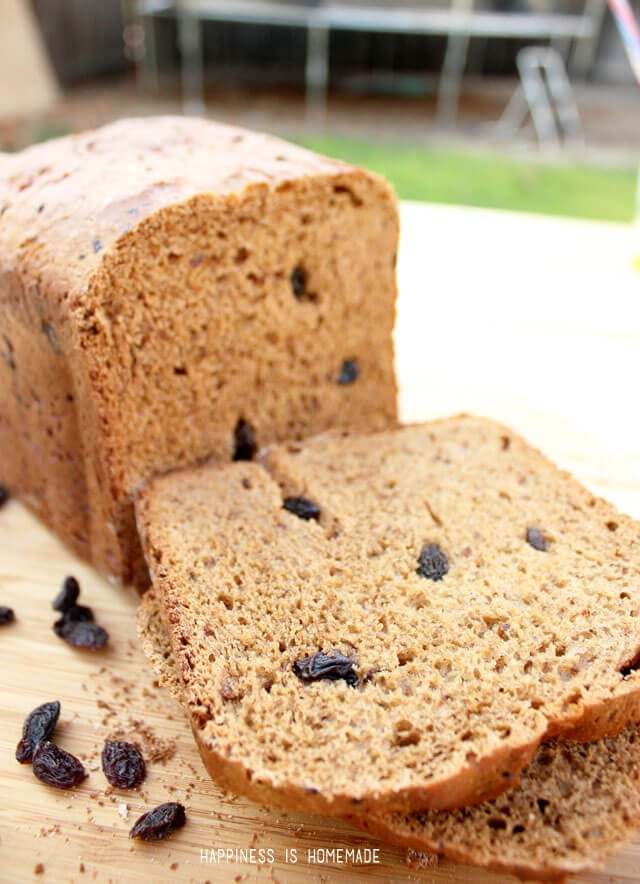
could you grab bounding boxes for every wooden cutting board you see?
[1,202,639,882]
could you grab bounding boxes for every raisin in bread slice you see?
[137,590,640,884]
[0,116,397,586]
[134,415,640,816]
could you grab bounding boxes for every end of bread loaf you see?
[0,117,398,583]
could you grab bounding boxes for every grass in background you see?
[295,134,636,223]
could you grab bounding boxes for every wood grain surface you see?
[1,202,639,883]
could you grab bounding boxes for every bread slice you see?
[358,732,640,883]
[137,589,640,883]
[0,116,397,585]
[134,415,640,816]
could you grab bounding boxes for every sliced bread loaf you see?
[0,116,398,585]
[137,589,640,883]
[134,415,640,815]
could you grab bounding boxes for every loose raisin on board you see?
[232,419,257,461]
[0,484,9,507]
[101,741,146,789]
[0,605,15,625]
[129,802,186,841]
[32,740,87,788]
[16,701,61,763]
[54,618,108,650]
[293,651,358,687]
[283,496,321,521]
[52,575,80,612]
[416,543,449,581]
[526,526,549,552]
[337,359,359,385]
[53,604,95,630]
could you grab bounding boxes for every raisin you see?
[32,740,87,789]
[54,619,108,650]
[54,604,95,629]
[416,543,449,581]
[0,605,15,625]
[293,651,358,687]
[290,266,307,299]
[338,359,359,385]
[101,740,146,789]
[16,701,61,763]
[283,496,321,521]
[526,526,549,552]
[129,802,186,841]
[0,484,8,507]
[52,575,80,612]
[233,419,257,461]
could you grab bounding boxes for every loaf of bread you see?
[138,589,640,883]
[0,116,398,585]
[134,415,640,816]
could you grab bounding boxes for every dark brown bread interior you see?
[0,116,398,585]
[134,416,640,816]
[137,589,640,883]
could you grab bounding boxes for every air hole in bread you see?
[332,184,363,207]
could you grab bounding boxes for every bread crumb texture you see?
[0,116,398,584]
[135,415,640,817]
[138,585,640,882]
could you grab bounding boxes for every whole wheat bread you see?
[0,116,397,585]
[137,588,640,883]
[134,415,640,816]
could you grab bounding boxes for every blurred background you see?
[0,0,638,221]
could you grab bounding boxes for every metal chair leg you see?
[305,22,329,128]
[177,3,205,116]
[436,31,471,129]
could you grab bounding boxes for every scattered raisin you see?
[526,526,549,552]
[52,575,80,612]
[54,618,108,650]
[16,701,61,763]
[290,266,307,299]
[32,740,87,789]
[0,484,9,507]
[233,419,257,462]
[54,605,95,630]
[0,605,15,625]
[283,496,321,521]
[416,543,449,581]
[101,740,146,789]
[129,802,186,841]
[338,359,359,385]
[293,651,358,687]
